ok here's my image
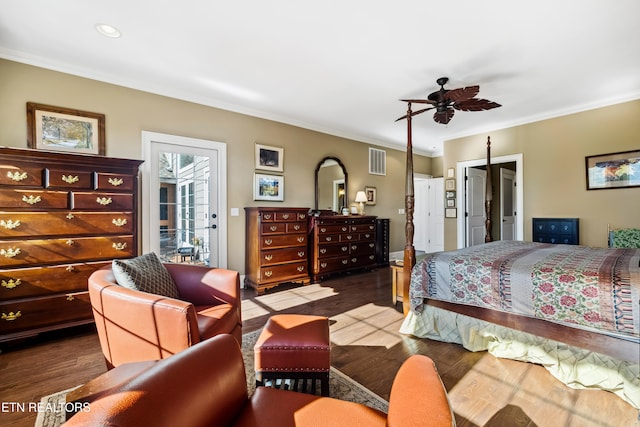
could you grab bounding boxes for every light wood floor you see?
[1,267,638,427]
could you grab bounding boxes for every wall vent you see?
[369,148,386,175]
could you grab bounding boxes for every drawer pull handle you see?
[369,243,375,248]
[112,218,128,227]
[263,214,272,220]
[325,236,332,242]
[320,227,327,233]
[347,235,353,240]
[1,311,21,321]
[321,262,327,268]
[1,247,20,258]
[369,255,375,260]
[341,246,348,252]
[342,259,349,265]
[62,175,79,184]
[264,271,273,277]
[66,239,75,246]
[264,239,273,246]
[0,219,21,230]
[97,197,113,206]
[67,295,75,301]
[270,226,278,231]
[342,227,347,231]
[112,242,127,251]
[352,245,358,250]
[108,177,124,186]
[297,251,305,258]
[365,234,371,239]
[66,265,75,272]
[66,213,75,219]
[297,266,304,272]
[320,248,327,254]
[1,279,21,289]
[352,258,357,263]
[299,214,306,219]
[282,214,290,219]
[369,226,375,230]
[297,237,305,243]
[265,254,273,261]
[22,195,41,205]
[293,225,300,231]
[7,171,28,181]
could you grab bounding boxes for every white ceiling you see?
[1,1,639,156]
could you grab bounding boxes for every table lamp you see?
[355,191,368,215]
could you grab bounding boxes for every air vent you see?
[369,148,386,175]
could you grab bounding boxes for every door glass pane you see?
[158,151,210,265]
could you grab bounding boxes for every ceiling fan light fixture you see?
[95,23,121,38]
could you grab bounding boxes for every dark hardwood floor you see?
[1,267,638,426]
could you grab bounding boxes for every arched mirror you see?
[314,156,348,212]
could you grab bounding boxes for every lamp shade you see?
[355,191,368,203]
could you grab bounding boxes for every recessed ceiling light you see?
[95,23,121,38]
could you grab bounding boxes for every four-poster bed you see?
[397,107,640,408]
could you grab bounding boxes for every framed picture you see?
[27,103,105,155]
[255,143,284,172]
[585,150,640,190]
[446,199,455,208]
[446,190,456,199]
[254,173,284,201]
[445,179,455,191]
[447,167,455,178]
[365,186,377,205]
[445,208,457,218]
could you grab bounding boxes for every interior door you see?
[500,168,516,240]
[142,132,227,268]
[466,167,486,247]
[413,178,429,252]
[427,177,444,252]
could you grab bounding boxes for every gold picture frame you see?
[27,102,105,155]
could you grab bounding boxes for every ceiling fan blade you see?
[400,99,437,105]
[394,107,435,122]
[445,85,479,103]
[453,98,501,111]
[434,108,454,124]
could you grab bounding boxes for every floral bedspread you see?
[410,241,640,341]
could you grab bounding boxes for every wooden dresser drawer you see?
[0,292,92,335]
[0,189,69,209]
[317,242,350,258]
[0,211,134,237]
[316,224,350,234]
[350,241,376,255]
[260,234,307,249]
[260,247,307,266]
[46,169,93,189]
[317,256,350,273]
[0,163,44,187]
[0,262,109,300]
[72,192,134,210]
[95,173,136,191]
[259,262,307,282]
[350,254,377,267]
[350,222,376,232]
[0,236,134,267]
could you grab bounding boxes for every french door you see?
[142,132,227,268]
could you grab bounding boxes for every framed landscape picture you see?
[27,103,105,155]
[254,173,284,201]
[585,150,640,190]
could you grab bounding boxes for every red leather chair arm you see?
[89,269,200,367]
[165,264,241,317]
[386,355,455,427]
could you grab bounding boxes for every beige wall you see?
[0,59,433,273]
[442,99,640,249]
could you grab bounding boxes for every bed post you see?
[485,136,493,243]
[402,102,416,315]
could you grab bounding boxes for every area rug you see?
[35,329,388,427]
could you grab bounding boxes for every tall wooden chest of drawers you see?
[0,147,143,342]
[309,215,377,283]
[244,207,311,294]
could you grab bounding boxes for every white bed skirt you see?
[399,304,640,409]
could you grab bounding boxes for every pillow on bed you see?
[112,252,180,299]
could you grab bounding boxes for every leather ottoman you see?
[254,314,330,396]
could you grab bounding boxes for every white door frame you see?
[142,131,228,268]
[456,153,523,249]
[500,168,517,240]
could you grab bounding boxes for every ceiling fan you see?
[396,77,501,124]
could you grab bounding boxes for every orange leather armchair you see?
[66,334,455,427]
[88,263,241,369]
